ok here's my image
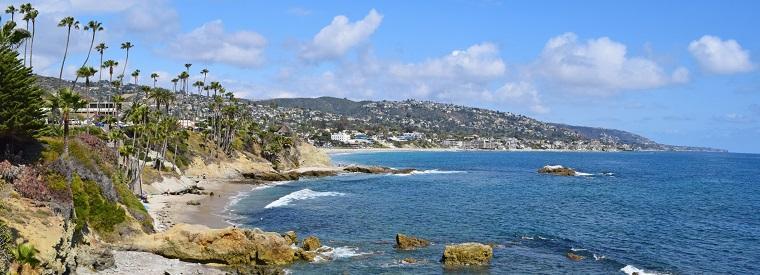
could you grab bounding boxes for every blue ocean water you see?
[229,151,760,274]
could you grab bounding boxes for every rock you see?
[298,250,317,262]
[538,165,576,176]
[440,243,493,266]
[343,166,416,175]
[301,235,321,251]
[127,224,295,266]
[185,200,201,206]
[75,245,115,271]
[565,252,585,261]
[401,257,417,264]
[281,231,297,245]
[242,171,300,182]
[297,170,338,178]
[395,233,430,250]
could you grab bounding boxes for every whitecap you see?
[620,265,664,275]
[593,253,606,261]
[570,247,587,252]
[393,169,465,176]
[575,172,594,176]
[312,246,371,263]
[264,189,345,209]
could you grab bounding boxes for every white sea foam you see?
[393,169,465,176]
[312,246,371,263]
[264,189,345,209]
[570,247,587,252]
[593,253,606,261]
[575,172,594,176]
[252,180,292,191]
[620,265,664,275]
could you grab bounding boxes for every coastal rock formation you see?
[302,235,321,251]
[441,243,493,266]
[281,231,297,245]
[395,233,430,250]
[401,257,418,264]
[126,224,295,266]
[565,251,585,261]
[343,166,416,175]
[538,165,576,176]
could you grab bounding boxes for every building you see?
[330,132,351,143]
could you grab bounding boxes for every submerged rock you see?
[302,235,321,251]
[566,251,585,261]
[401,257,418,264]
[395,233,430,250]
[441,243,493,266]
[127,224,295,266]
[538,165,576,176]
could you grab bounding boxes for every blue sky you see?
[5,0,760,152]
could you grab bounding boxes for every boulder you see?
[565,251,585,261]
[401,257,417,264]
[441,243,493,266]
[343,166,416,175]
[538,165,576,176]
[297,249,317,262]
[395,233,430,250]
[127,224,295,266]
[281,231,297,245]
[301,235,321,251]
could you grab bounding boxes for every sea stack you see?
[538,165,577,176]
[441,243,493,266]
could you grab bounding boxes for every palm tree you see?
[75,66,97,92]
[95,43,107,82]
[131,69,140,86]
[120,42,133,77]
[150,72,159,88]
[201,68,209,85]
[192,81,204,95]
[183,63,192,94]
[74,21,103,84]
[102,59,118,83]
[113,94,124,115]
[0,18,30,48]
[171,78,178,93]
[19,3,31,66]
[178,71,189,95]
[48,88,87,156]
[57,16,80,79]
[23,8,38,70]
[4,5,17,22]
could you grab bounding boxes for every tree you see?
[131,69,140,86]
[4,5,17,22]
[74,21,103,85]
[102,59,118,83]
[95,43,107,82]
[183,63,191,94]
[47,88,87,156]
[150,72,159,88]
[24,8,37,70]
[200,68,209,86]
[57,16,79,79]
[75,66,97,91]
[0,20,30,49]
[120,42,133,77]
[19,3,31,67]
[0,45,45,143]
[192,80,204,95]
[178,71,189,95]
[171,78,178,93]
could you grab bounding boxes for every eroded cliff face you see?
[271,141,331,171]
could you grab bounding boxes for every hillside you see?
[258,97,725,152]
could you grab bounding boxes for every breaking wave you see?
[264,189,345,209]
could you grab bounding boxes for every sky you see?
[3,0,760,153]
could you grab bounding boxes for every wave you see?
[313,246,372,263]
[264,189,345,209]
[393,169,466,176]
[621,265,665,275]
[574,172,594,176]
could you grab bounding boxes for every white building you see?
[330,132,351,143]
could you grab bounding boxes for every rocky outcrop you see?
[281,231,297,245]
[395,233,430,250]
[343,166,416,175]
[441,243,493,266]
[538,165,576,176]
[126,224,295,266]
[565,251,585,261]
[301,235,321,251]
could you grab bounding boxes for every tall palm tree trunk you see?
[60,26,72,79]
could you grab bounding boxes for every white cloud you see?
[121,1,180,38]
[167,20,267,68]
[489,82,548,114]
[300,9,383,61]
[688,35,754,74]
[389,43,506,82]
[535,32,686,94]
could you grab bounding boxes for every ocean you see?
[228,151,760,274]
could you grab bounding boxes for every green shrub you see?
[71,173,126,233]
